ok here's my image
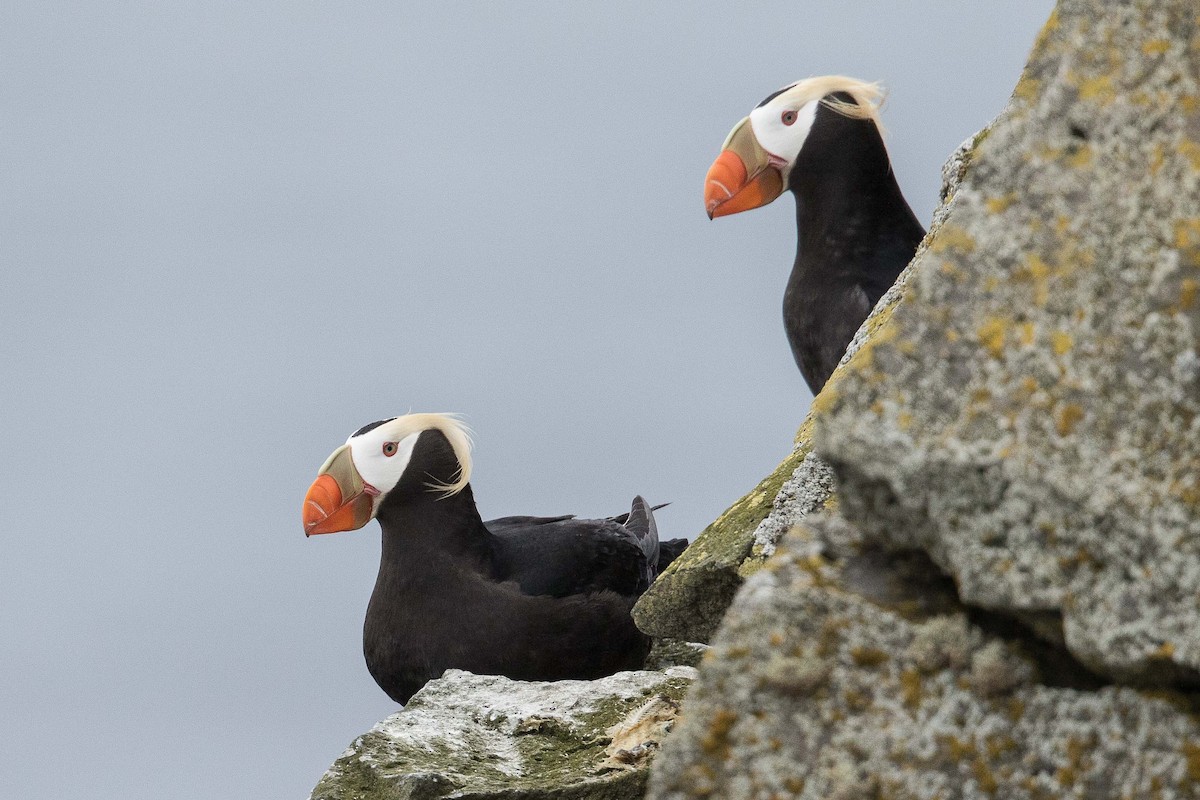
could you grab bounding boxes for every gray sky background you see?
[2,3,1053,798]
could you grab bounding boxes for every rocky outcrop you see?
[311,667,695,800]
[647,519,1200,800]
[647,1,1200,797]
[819,0,1200,685]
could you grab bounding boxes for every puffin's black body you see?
[705,78,926,395]
[360,430,680,704]
[782,95,925,392]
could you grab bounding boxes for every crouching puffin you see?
[704,76,926,394]
[302,413,685,703]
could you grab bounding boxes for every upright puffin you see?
[302,413,684,703]
[704,76,925,394]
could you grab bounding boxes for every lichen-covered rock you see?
[630,450,803,642]
[817,0,1200,684]
[642,638,709,671]
[646,519,1200,800]
[311,667,695,800]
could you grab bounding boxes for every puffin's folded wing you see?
[491,516,652,599]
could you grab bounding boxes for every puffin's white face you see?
[303,413,474,536]
[344,418,422,510]
[747,92,820,181]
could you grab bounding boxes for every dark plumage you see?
[303,414,683,704]
[781,95,925,391]
[705,76,926,394]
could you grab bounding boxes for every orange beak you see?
[704,116,785,219]
[303,444,376,536]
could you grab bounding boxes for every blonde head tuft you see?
[374,413,474,497]
[773,76,885,129]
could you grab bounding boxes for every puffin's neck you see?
[374,484,496,576]
[788,143,919,292]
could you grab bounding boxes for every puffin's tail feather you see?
[624,496,660,575]
[607,502,669,526]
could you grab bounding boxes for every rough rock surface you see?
[631,442,808,643]
[311,667,695,800]
[647,519,1200,800]
[642,638,709,671]
[818,0,1200,684]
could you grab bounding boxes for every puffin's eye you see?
[781,110,797,126]
[382,442,398,457]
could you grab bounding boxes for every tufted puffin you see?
[704,76,926,394]
[302,413,685,703]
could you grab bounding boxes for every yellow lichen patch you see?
[977,317,1010,359]
[843,688,872,711]
[850,646,890,667]
[815,617,846,658]
[1142,38,1171,55]
[1025,253,1052,280]
[1036,143,1065,162]
[1063,143,1092,170]
[1029,8,1059,56]
[1181,141,1200,171]
[1051,331,1073,355]
[1150,641,1176,660]
[940,260,961,277]
[1078,75,1114,103]
[986,193,1018,214]
[1173,477,1200,506]
[1175,218,1200,249]
[929,224,977,255]
[700,708,739,758]
[1184,742,1200,782]
[985,734,1018,760]
[1150,144,1167,176]
[1056,736,1093,789]
[1019,322,1036,346]
[1013,253,1054,306]
[897,411,913,430]
[1020,376,1040,396]
[940,734,978,762]
[837,316,901,383]
[1180,279,1197,311]
[900,667,922,710]
[946,328,960,343]
[807,384,841,421]
[1014,76,1041,103]
[1056,403,1085,436]
[973,758,1000,794]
